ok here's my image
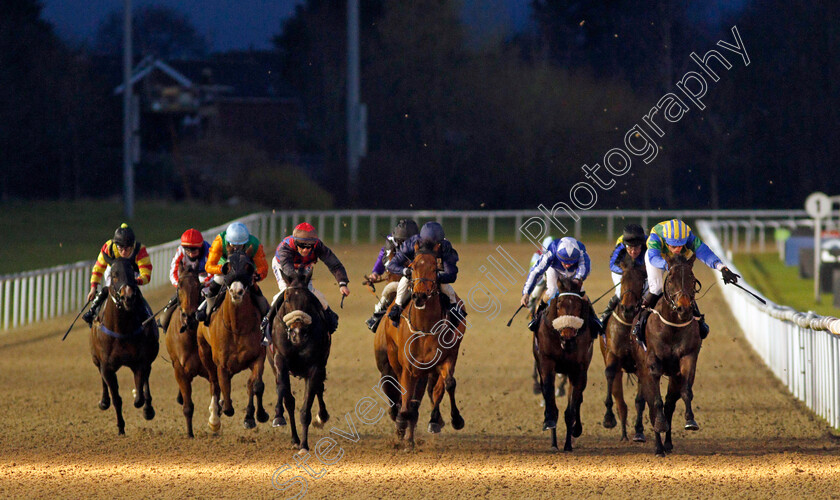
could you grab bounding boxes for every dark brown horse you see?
[533,278,595,451]
[164,260,209,437]
[633,254,702,457]
[197,251,269,432]
[90,256,158,434]
[599,254,647,442]
[374,239,466,450]
[529,286,567,399]
[268,269,332,453]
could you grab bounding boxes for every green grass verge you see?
[732,252,840,316]
[0,200,264,275]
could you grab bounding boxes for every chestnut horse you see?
[533,278,595,451]
[599,254,647,442]
[268,269,332,453]
[633,254,702,457]
[374,239,466,450]
[197,251,269,432]
[164,260,209,437]
[90,256,158,434]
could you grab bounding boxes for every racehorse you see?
[633,254,702,457]
[374,238,466,450]
[533,278,595,451]
[599,254,647,442]
[529,288,567,400]
[89,256,158,434]
[268,269,332,453]
[164,260,209,437]
[197,251,269,432]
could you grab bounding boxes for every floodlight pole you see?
[123,0,134,219]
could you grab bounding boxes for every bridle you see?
[662,263,698,312]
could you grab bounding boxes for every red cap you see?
[293,222,318,243]
[180,228,204,248]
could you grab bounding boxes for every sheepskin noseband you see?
[283,310,312,327]
[552,315,584,331]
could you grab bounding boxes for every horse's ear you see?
[433,243,441,254]
[102,250,115,266]
[414,241,420,253]
[619,253,631,271]
[687,253,697,266]
[663,252,676,269]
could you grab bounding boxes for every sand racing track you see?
[2,242,839,499]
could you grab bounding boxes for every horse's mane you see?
[416,238,437,255]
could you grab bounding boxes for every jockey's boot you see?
[366,300,388,332]
[196,281,222,326]
[388,303,404,327]
[83,288,108,327]
[449,299,467,326]
[528,301,547,332]
[588,305,604,339]
[631,291,661,346]
[260,293,285,346]
[600,294,621,324]
[158,293,179,331]
[325,307,339,334]
[692,301,710,339]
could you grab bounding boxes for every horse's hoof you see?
[143,406,155,421]
[428,422,442,434]
[243,418,256,430]
[257,408,270,423]
[176,392,183,405]
[99,400,110,411]
[223,407,235,417]
[272,416,287,427]
[312,414,325,429]
[563,444,574,452]
[655,451,666,458]
[209,421,221,433]
[664,442,674,452]
[557,386,566,397]
[620,434,629,442]
[684,420,699,431]
[603,413,617,429]
[118,428,125,436]
[543,420,556,431]
[532,383,541,395]
[133,397,144,409]
[451,414,464,430]
[572,423,582,438]
[633,433,646,443]
[550,445,560,453]
[297,447,308,455]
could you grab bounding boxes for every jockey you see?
[631,219,740,343]
[364,219,420,331]
[599,224,647,322]
[195,222,270,324]
[261,222,349,339]
[83,223,153,326]
[157,228,213,332]
[386,221,464,327]
[519,236,602,338]
[527,236,554,316]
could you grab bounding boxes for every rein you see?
[649,309,694,328]
[662,264,695,312]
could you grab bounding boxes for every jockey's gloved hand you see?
[403,268,412,279]
[721,267,740,285]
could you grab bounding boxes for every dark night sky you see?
[41,0,534,52]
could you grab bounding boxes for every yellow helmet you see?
[661,219,690,246]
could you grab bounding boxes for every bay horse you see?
[164,260,209,437]
[268,269,332,453]
[633,254,702,457]
[197,251,269,432]
[533,278,595,451]
[89,256,158,434]
[529,288,567,399]
[374,238,466,450]
[599,254,647,442]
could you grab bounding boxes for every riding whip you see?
[590,283,620,305]
[730,282,767,305]
[506,304,525,327]
[62,299,93,341]
[141,303,170,327]
[340,295,346,309]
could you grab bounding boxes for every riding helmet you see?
[226,222,250,245]
[622,224,646,246]
[292,222,318,244]
[180,228,204,248]
[113,223,135,247]
[555,237,582,264]
[661,219,690,246]
[393,219,420,243]
[419,221,445,243]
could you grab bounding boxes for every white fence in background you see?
[697,220,840,429]
[0,208,805,332]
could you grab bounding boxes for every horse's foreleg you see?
[141,364,155,421]
[314,391,330,429]
[403,375,427,452]
[538,357,559,437]
[663,376,681,453]
[276,359,299,448]
[681,355,699,432]
[564,369,587,452]
[633,384,646,443]
[243,366,257,430]
[602,356,619,429]
[395,370,416,443]
[101,367,125,435]
[254,355,270,424]
[218,368,234,417]
[643,356,667,434]
[427,371,444,434]
[612,370,629,441]
[98,373,110,411]
[298,368,324,453]
[442,363,464,431]
[132,367,145,408]
[174,367,195,438]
